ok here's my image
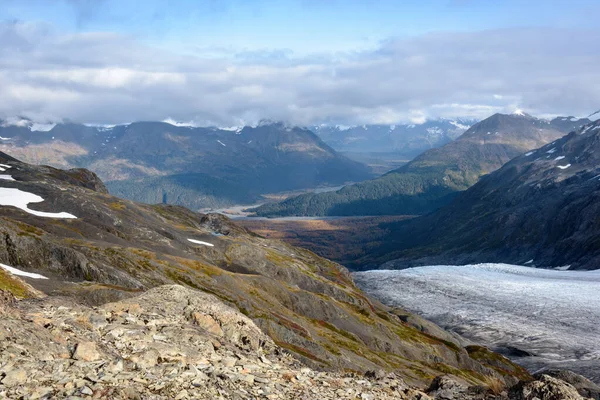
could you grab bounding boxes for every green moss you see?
[0,269,33,298]
[466,345,532,381]
[428,362,488,385]
[108,201,126,211]
[265,250,297,266]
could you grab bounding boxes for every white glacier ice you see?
[354,263,600,381]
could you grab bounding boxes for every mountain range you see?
[311,119,477,157]
[0,150,531,389]
[252,113,591,217]
[359,118,600,271]
[0,120,371,210]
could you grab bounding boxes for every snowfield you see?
[187,238,214,247]
[354,264,600,382]
[0,187,77,219]
[0,263,48,279]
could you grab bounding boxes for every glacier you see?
[353,263,600,383]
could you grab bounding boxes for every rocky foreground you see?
[1,284,599,400]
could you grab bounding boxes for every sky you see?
[1,0,599,126]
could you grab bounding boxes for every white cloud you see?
[1,22,600,126]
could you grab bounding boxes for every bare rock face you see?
[0,284,429,399]
[534,370,600,400]
[511,374,593,400]
[104,285,273,352]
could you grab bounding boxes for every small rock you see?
[80,386,93,395]
[130,349,159,369]
[2,369,27,387]
[174,389,189,400]
[73,342,102,362]
[221,357,237,368]
[191,312,224,337]
[120,387,141,400]
[238,374,255,384]
[259,356,271,365]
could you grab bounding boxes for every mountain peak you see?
[511,109,534,118]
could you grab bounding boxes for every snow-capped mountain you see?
[311,119,478,156]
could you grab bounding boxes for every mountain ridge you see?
[360,119,600,270]
[0,121,372,210]
[252,113,590,217]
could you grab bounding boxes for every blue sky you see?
[3,0,598,55]
[0,0,599,125]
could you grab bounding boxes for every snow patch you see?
[217,140,226,147]
[555,156,565,161]
[221,126,244,134]
[525,151,534,156]
[0,263,48,279]
[524,259,534,264]
[426,127,443,135]
[546,148,557,154]
[163,118,196,128]
[0,175,15,181]
[449,121,470,130]
[30,123,56,132]
[557,164,571,170]
[0,188,77,219]
[187,239,214,247]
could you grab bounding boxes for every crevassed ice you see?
[353,263,600,376]
[0,187,77,219]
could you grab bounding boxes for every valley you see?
[237,215,413,268]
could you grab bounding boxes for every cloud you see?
[1,21,599,126]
